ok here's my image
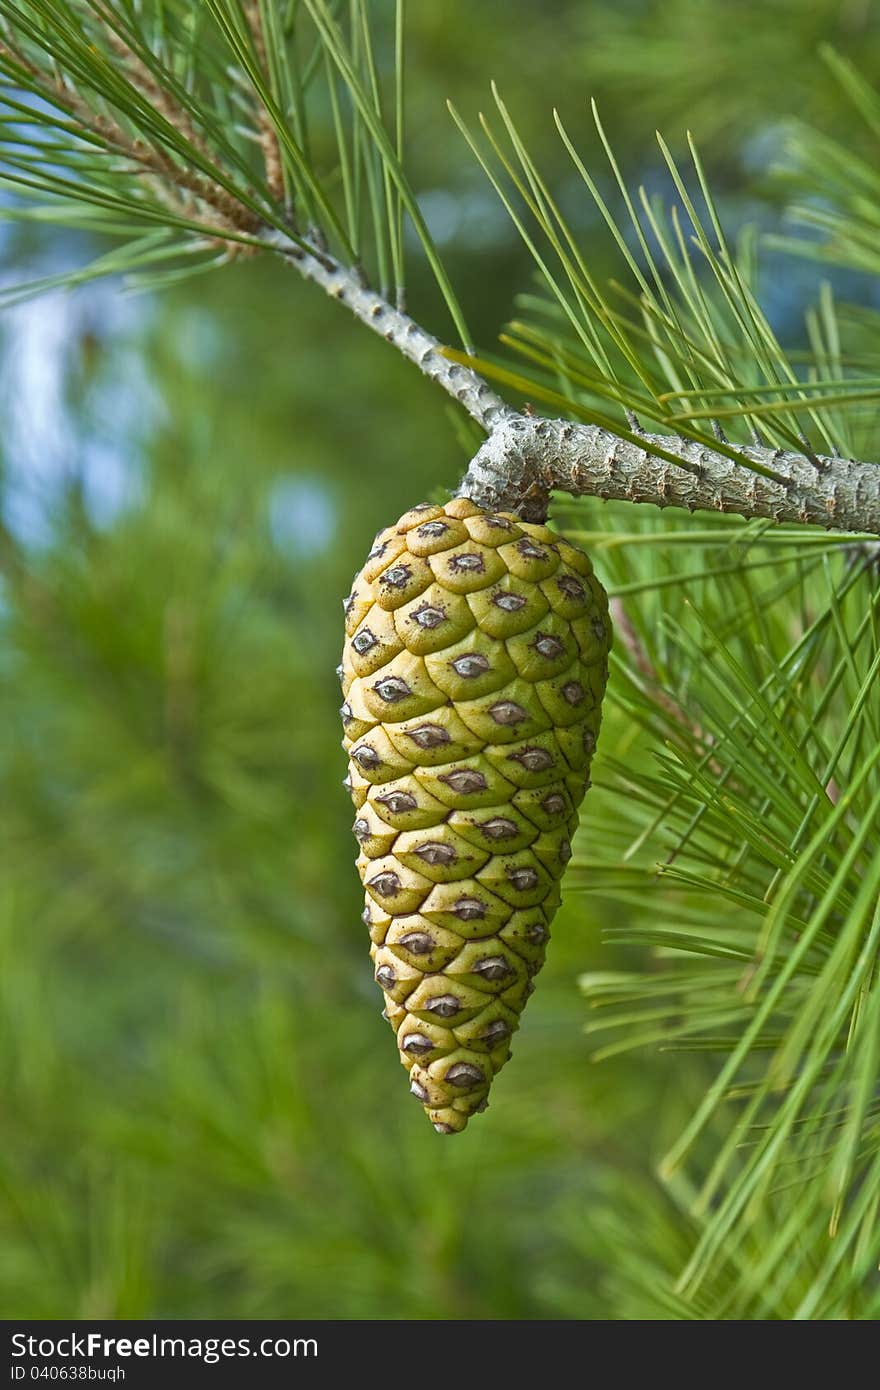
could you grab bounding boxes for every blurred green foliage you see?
[2,0,879,1319]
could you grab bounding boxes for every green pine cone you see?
[340,497,611,1133]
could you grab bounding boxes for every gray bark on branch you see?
[263,230,510,429]
[264,232,880,535]
[458,416,880,531]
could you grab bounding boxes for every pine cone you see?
[340,498,611,1132]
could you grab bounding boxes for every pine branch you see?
[457,412,880,532]
[263,232,880,534]
[4,6,880,535]
[261,228,509,428]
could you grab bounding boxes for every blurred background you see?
[2,0,879,1319]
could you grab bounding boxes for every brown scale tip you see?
[380,564,412,588]
[439,769,487,794]
[557,575,585,599]
[406,723,450,749]
[508,866,539,891]
[415,841,457,866]
[446,1062,485,1088]
[473,956,513,981]
[452,653,490,677]
[509,746,553,771]
[452,897,486,921]
[481,817,519,840]
[490,700,528,725]
[352,743,380,769]
[425,994,461,1018]
[517,538,547,561]
[368,870,401,898]
[374,676,412,702]
[493,592,526,612]
[412,604,446,628]
[399,930,434,954]
[376,790,418,814]
[482,1020,509,1044]
[533,634,564,658]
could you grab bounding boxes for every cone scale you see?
[340,498,611,1132]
